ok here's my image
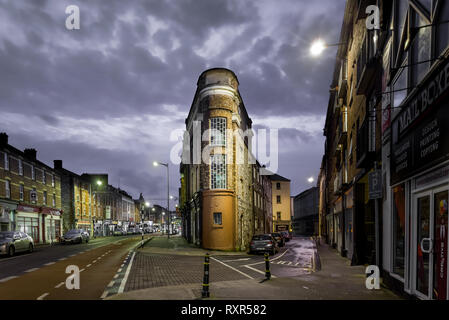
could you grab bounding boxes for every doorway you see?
[413,188,448,300]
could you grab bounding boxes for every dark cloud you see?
[0,0,345,199]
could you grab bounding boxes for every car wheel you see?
[28,243,34,253]
[8,245,15,257]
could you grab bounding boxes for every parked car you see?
[113,229,123,236]
[271,232,285,247]
[61,229,89,244]
[0,231,34,256]
[280,231,292,242]
[249,234,279,255]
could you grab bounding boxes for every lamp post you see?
[153,161,170,239]
[309,39,346,57]
[89,180,102,238]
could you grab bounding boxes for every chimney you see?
[54,160,63,170]
[0,133,8,146]
[24,148,37,160]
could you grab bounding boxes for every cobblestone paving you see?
[124,252,248,291]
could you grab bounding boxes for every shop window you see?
[392,184,406,278]
[213,212,222,225]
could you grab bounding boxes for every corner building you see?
[180,68,254,251]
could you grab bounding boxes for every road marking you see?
[79,268,85,272]
[100,291,108,299]
[0,253,31,261]
[86,264,92,268]
[37,293,49,300]
[25,268,39,273]
[210,256,254,280]
[0,276,18,283]
[118,252,136,293]
[222,258,251,262]
[113,274,119,279]
[92,260,97,263]
[107,281,115,287]
[117,268,122,273]
[55,282,64,288]
[44,262,55,266]
[69,254,76,257]
[58,258,67,261]
[243,264,277,278]
[97,257,102,260]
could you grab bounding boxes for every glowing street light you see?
[310,39,326,56]
[96,180,102,186]
[310,39,346,57]
[145,202,150,207]
[308,177,315,183]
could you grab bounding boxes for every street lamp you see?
[89,179,103,238]
[310,39,346,57]
[308,177,315,183]
[153,160,170,238]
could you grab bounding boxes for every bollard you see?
[264,253,271,280]
[202,253,210,298]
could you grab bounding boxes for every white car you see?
[0,231,35,256]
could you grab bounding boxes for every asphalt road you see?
[213,237,316,279]
[0,235,146,300]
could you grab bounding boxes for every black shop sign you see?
[391,62,449,184]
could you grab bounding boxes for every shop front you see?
[334,197,343,254]
[389,58,449,299]
[0,200,17,231]
[42,207,62,243]
[16,205,41,244]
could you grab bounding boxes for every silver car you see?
[0,231,35,256]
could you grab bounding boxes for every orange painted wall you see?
[202,190,235,250]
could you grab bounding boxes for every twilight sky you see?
[0,0,345,206]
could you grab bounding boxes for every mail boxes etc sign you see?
[391,60,449,185]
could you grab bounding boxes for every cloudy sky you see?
[0,0,345,206]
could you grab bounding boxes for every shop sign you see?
[17,205,39,213]
[369,170,382,200]
[391,58,449,184]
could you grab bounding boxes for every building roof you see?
[268,173,290,182]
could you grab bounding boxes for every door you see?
[414,189,449,300]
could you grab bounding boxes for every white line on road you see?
[100,291,109,299]
[222,258,251,262]
[86,264,92,268]
[79,268,85,272]
[107,281,115,288]
[0,276,18,283]
[58,258,67,261]
[117,268,122,273]
[113,274,119,279]
[118,252,136,293]
[25,268,39,273]
[210,256,254,280]
[54,282,64,288]
[243,264,277,278]
[44,262,55,266]
[37,293,49,300]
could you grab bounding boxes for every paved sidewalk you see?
[107,239,401,300]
